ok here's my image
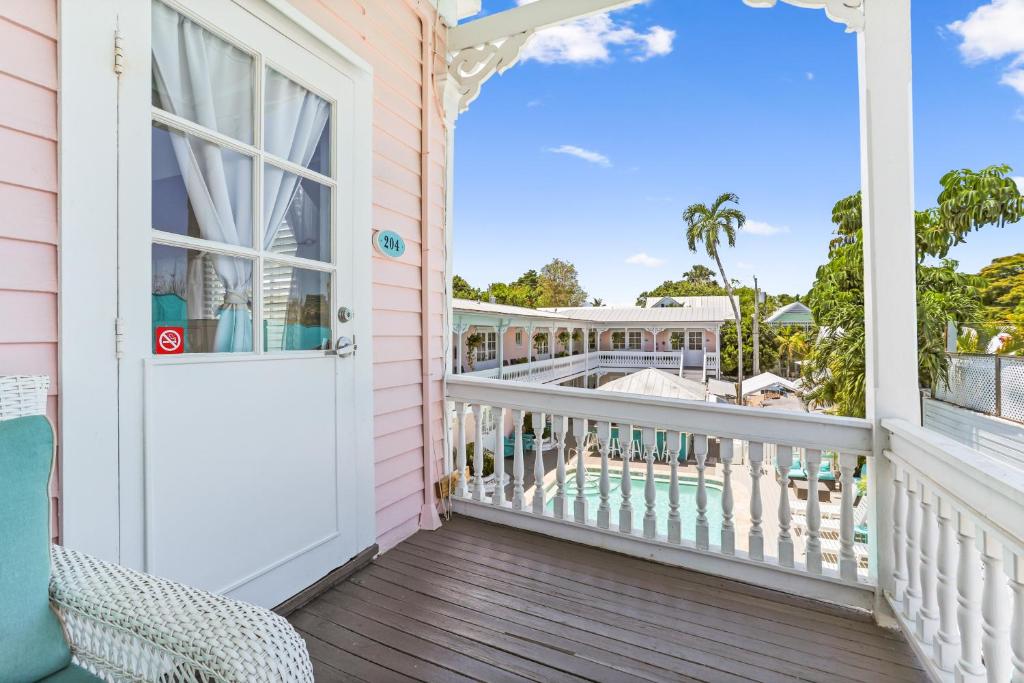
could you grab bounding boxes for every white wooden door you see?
[115,0,374,608]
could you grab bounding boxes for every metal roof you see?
[454,297,736,325]
[596,369,707,402]
[764,301,813,325]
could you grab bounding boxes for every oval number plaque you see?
[374,230,406,258]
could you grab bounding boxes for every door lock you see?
[334,335,357,358]
[337,306,353,323]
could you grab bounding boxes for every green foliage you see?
[635,278,725,306]
[538,258,587,307]
[776,328,810,379]
[462,443,495,477]
[453,274,482,300]
[979,253,1024,333]
[803,165,1019,417]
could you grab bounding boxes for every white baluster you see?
[552,416,568,519]
[455,401,468,498]
[956,515,986,683]
[573,417,588,524]
[838,453,858,581]
[934,497,960,672]
[471,404,484,501]
[492,407,507,506]
[981,530,1010,683]
[597,422,612,529]
[619,425,634,534]
[1010,553,1024,683]
[804,448,822,574]
[694,434,709,551]
[511,409,525,510]
[643,427,657,540]
[667,430,682,544]
[720,438,735,555]
[904,474,922,621]
[917,485,940,645]
[531,412,546,515]
[748,441,765,561]
[892,464,908,603]
[775,445,794,568]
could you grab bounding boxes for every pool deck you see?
[289,516,925,682]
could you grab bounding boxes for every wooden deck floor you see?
[289,516,925,683]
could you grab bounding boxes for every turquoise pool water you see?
[546,469,723,541]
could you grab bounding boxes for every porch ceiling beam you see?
[448,0,642,52]
[741,0,864,33]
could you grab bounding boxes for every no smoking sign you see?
[155,326,185,355]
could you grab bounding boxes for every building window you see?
[150,1,335,354]
[589,330,596,350]
[534,335,549,356]
[611,331,625,350]
[515,330,522,345]
[628,331,642,349]
[670,332,683,350]
[688,331,703,351]
[478,331,497,362]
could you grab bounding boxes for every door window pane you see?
[263,166,331,262]
[264,68,331,176]
[688,331,703,351]
[152,122,254,248]
[151,1,254,144]
[262,262,331,351]
[152,244,254,353]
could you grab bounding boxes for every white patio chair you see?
[1,375,314,683]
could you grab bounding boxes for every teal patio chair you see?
[0,376,313,682]
[787,452,836,482]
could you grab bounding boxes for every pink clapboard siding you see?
[0,1,60,541]
[288,0,448,552]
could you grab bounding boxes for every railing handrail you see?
[448,375,873,454]
[883,417,1024,552]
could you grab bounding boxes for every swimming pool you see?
[546,468,723,541]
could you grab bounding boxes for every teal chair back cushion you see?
[0,416,72,681]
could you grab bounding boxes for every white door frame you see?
[59,0,376,570]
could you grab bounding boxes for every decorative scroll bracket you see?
[742,0,864,33]
[448,30,534,114]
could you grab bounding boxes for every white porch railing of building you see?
[463,355,588,384]
[446,375,875,608]
[597,350,682,369]
[933,353,1024,424]
[881,418,1024,682]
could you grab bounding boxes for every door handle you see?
[333,335,357,358]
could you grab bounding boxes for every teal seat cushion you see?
[40,665,103,682]
[0,416,72,682]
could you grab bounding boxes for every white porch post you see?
[526,322,534,378]
[857,0,920,617]
[496,320,510,380]
[454,320,469,374]
[568,326,574,356]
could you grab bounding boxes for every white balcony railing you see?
[447,375,876,608]
[881,418,1024,682]
[597,350,681,369]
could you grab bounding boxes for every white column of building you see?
[857,0,921,612]
[454,320,470,374]
[496,320,510,380]
[526,322,534,378]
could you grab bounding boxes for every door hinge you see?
[115,318,126,359]
[113,31,125,76]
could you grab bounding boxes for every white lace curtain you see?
[151,2,329,352]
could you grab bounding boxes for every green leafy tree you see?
[590,297,604,307]
[804,165,1019,417]
[683,264,717,284]
[538,258,587,307]
[777,329,809,379]
[683,193,747,403]
[453,274,482,300]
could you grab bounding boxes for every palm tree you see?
[777,329,809,379]
[590,297,604,307]
[683,193,746,404]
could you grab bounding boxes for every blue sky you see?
[452,0,1024,305]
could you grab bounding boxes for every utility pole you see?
[752,276,761,377]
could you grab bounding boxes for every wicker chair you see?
[0,376,314,682]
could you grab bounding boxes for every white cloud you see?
[948,0,1024,98]
[1014,176,1024,192]
[548,145,611,167]
[806,71,815,81]
[625,252,666,268]
[742,220,790,236]
[527,99,543,108]
[1015,108,1024,121]
[516,0,675,64]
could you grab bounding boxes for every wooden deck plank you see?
[422,524,920,669]
[294,516,924,683]
[393,537,923,682]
